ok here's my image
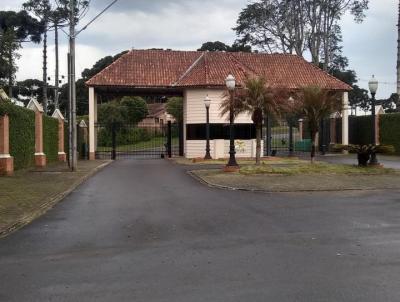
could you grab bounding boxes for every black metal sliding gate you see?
[95,121,182,160]
[264,118,311,156]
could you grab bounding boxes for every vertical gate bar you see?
[167,121,172,158]
[179,121,184,157]
[320,119,326,155]
[266,115,272,156]
[167,121,171,158]
[111,123,116,160]
[289,123,294,156]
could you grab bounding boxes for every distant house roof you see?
[86,49,351,91]
[147,103,166,118]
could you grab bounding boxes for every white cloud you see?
[16,44,107,83]
[6,0,400,98]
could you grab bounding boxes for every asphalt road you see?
[1,160,400,301]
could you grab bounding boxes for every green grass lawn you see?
[239,162,396,176]
[98,137,179,152]
[190,159,400,192]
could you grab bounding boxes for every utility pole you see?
[54,23,60,109]
[43,22,48,115]
[397,0,400,94]
[69,0,77,171]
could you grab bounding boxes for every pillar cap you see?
[52,109,65,120]
[27,99,44,113]
[79,120,88,128]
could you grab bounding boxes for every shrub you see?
[349,116,373,145]
[0,102,35,170]
[380,113,400,154]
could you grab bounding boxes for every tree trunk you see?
[255,123,262,165]
[310,130,317,163]
[42,27,48,115]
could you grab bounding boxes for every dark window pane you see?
[186,124,255,140]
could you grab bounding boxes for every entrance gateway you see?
[95,120,183,160]
[86,50,352,160]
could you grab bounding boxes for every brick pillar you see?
[35,111,46,167]
[375,114,380,145]
[0,115,14,176]
[298,119,303,140]
[58,120,66,162]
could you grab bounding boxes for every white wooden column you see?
[342,92,349,146]
[183,90,187,157]
[89,87,97,160]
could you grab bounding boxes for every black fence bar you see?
[167,121,172,158]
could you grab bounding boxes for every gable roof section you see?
[86,49,351,91]
[86,50,202,88]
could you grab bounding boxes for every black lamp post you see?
[288,97,295,157]
[226,74,239,168]
[204,95,212,160]
[368,75,379,165]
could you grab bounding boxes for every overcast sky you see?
[3,0,398,98]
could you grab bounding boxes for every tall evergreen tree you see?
[0,10,43,97]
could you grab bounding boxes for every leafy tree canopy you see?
[81,50,128,80]
[98,96,148,127]
[166,97,183,122]
[198,41,252,52]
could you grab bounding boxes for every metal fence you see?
[95,121,182,160]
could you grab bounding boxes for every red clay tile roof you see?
[86,49,351,91]
[146,103,166,118]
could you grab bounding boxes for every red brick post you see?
[52,109,66,162]
[34,110,46,167]
[375,114,380,145]
[0,114,14,176]
[298,119,303,140]
[58,120,66,161]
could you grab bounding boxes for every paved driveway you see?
[1,160,400,301]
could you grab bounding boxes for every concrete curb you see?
[0,161,113,238]
[187,170,400,194]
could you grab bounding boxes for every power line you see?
[75,0,119,37]
[358,79,397,86]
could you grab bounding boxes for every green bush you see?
[43,116,59,163]
[0,102,35,170]
[349,116,373,145]
[380,113,400,154]
[97,127,153,147]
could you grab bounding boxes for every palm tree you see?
[295,86,342,163]
[220,76,281,165]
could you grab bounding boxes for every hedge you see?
[349,116,373,145]
[380,113,400,154]
[43,115,59,163]
[0,102,35,170]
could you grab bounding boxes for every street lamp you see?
[225,74,239,168]
[368,75,379,165]
[204,95,212,160]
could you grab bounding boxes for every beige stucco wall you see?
[184,88,257,158]
[184,88,253,124]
